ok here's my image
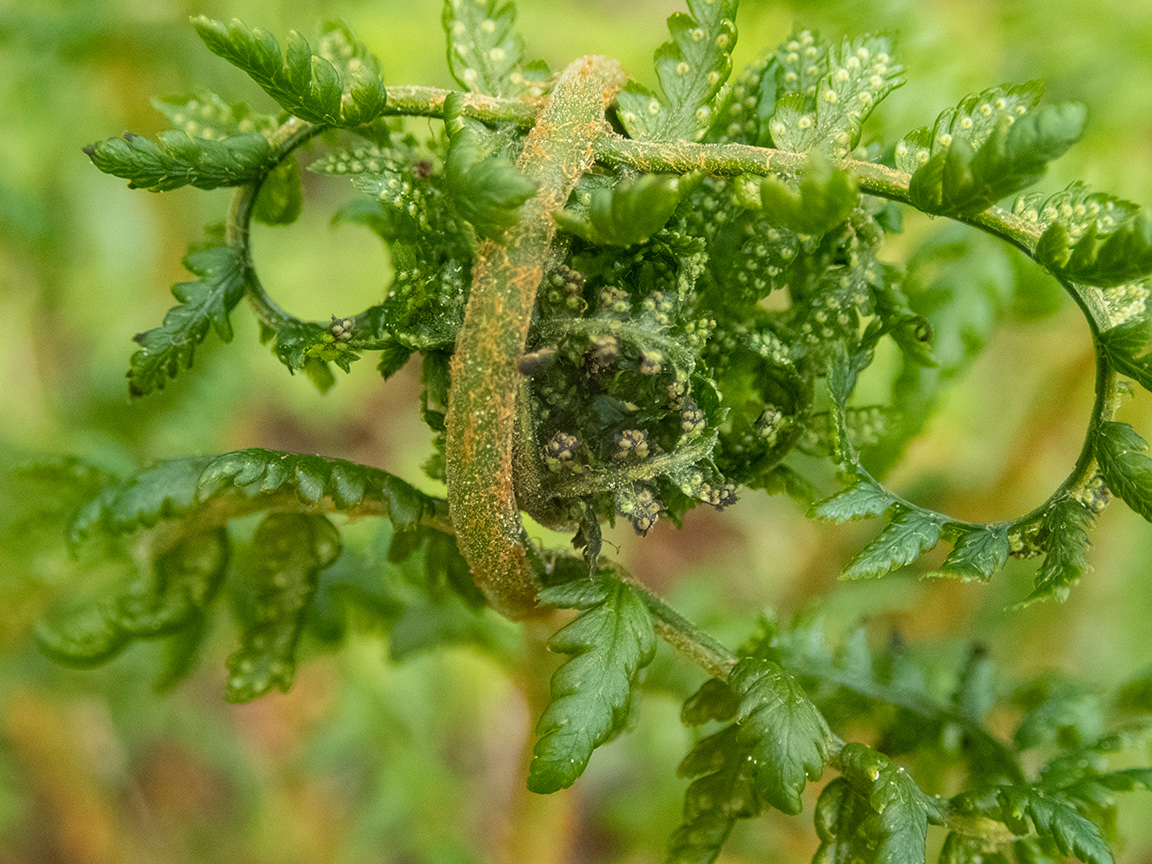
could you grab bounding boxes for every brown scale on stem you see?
[444,56,628,620]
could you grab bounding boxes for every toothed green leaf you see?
[1037,212,1152,287]
[527,575,656,793]
[443,95,536,241]
[668,724,760,864]
[839,743,945,864]
[554,174,681,247]
[83,130,272,192]
[1095,421,1152,524]
[810,477,895,522]
[952,786,1114,864]
[1098,317,1152,393]
[940,524,1010,581]
[729,658,832,815]
[841,508,944,580]
[1018,497,1093,605]
[442,0,540,98]
[909,102,1085,217]
[191,16,386,127]
[251,155,302,225]
[197,448,433,529]
[127,235,247,397]
[759,153,859,236]
[225,513,341,702]
[616,0,738,142]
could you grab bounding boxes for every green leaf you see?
[812,777,876,864]
[38,528,229,670]
[443,96,537,241]
[1037,212,1152,287]
[1018,497,1093,605]
[759,153,859,236]
[152,91,278,140]
[812,36,904,158]
[909,103,1085,217]
[1099,318,1152,393]
[668,725,760,864]
[939,833,1012,864]
[555,174,682,247]
[225,513,342,702]
[729,658,832,815]
[251,155,302,224]
[940,524,1010,581]
[616,0,738,142]
[113,527,229,638]
[442,0,538,98]
[841,508,944,580]
[1095,421,1152,523]
[70,456,214,542]
[527,575,657,793]
[953,786,1113,864]
[191,16,386,127]
[681,677,739,726]
[839,743,944,864]
[196,447,433,528]
[810,477,895,522]
[127,236,247,397]
[83,130,272,192]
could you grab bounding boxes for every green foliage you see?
[24,0,1152,861]
[442,0,542,98]
[527,574,657,793]
[909,99,1086,217]
[758,153,859,236]
[191,16,387,127]
[83,130,272,192]
[554,173,682,246]
[442,95,536,240]
[729,658,832,814]
[225,513,341,701]
[126,234,246,397]
[616,0,738,141]
[841,508,945,580]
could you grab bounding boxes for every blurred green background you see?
[2,0,1152,861]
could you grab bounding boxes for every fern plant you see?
[16,0,1152,860]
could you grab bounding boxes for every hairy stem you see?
[444,56,628,620]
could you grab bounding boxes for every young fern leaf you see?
[70,456,214,543]
[127,236,247,397]
[809,476,896,522]
[668,724,761,864]
[940,524,1011,581]
[838,743,945,864]
[37,527,228,669]
[83,131,272,192]
[443,95,537,241]
[442,0,540,98]
[191,17,386,127]
[812,777,878,864]
[527,575,657,793]
[1099,317,1152,392]
[1095,421,1152,524]
[909,102,1086,218]
[758,152,859,236]
[197,448,434,528]
[1018,496,1094,605]
[841,507,945,580]
[616,0,738,142]
[952,786,1114,864]
[226,513,341,702]
[1037,212,1152,287]
[729,658,833,815]
[554,174,682,247]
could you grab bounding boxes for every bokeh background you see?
[2,0,1152,861]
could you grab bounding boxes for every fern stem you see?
[444,55,628,620]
